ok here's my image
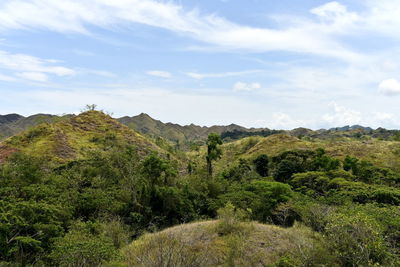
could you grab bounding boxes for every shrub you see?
[215,202,249,235]
[218,181,292,222]
[325,212,390,266]
[50,222,117,267]
[290,171,330,196]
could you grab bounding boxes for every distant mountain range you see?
[1,112,399,145]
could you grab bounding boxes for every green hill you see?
[2,112,400,147]
[189,133,400,174]
[0,111,164,163]
[1,111,399,267]
[123,220,329,267]
[118,113,254,146]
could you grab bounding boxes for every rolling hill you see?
[188,133,400,174]
[2,112,400,146]
[123,220,329,266]
[0,111,165,164]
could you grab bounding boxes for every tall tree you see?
[206,133,222,177]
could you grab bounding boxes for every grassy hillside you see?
[189,134,400,173]
[0,111,164,163]
[123,219,328,267]
[118,113,259,146]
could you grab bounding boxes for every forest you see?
[0,110,399,266]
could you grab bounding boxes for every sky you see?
[1,0,400,129]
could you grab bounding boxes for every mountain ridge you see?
[1,112,399,144]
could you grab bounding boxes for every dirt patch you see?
[0,145,18,163]
[53,130,75,159]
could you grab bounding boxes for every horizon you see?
[1,110,396,131]
[1,1,400,129]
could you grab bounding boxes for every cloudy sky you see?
[1,0,400,129]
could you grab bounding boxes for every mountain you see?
[329,125,373,132]
[118,113,253,145]
[0,113,69,140]
[2,112,400,146]
[0,114,23,124]
[0,111,164,163]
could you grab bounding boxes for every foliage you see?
[1,111,400,265]
[218,181,293,222]
[50,221,117,267]
[215,202,249,235]
[221,129,283,141]
[206,133,222,176]
[253,154,269,177]
[325,212,389,266]
[222,158,255,182]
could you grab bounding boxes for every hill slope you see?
[123,220,328,266]
[0,111,163,163]
[189,134,400,173]
[2,112,400,145]
[118,113,253,144]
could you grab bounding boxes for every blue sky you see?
[1,0,400,129]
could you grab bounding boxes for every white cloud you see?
[323,102,362,126]
[79,69,116,78]
[378,79,400,96]
[310,2,356,21]
[233,82,261,92]
[6,87,266,127]
[0,50,75,82]
[372,112,394,121]
[257,112,305,129]
[311,2,348,19]
[146,70,172,78]
[186,70,263,79]
[1,1,400,62]
[16,72,48,82]
[0,0,362,61]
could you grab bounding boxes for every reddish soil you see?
[0,145,18,163]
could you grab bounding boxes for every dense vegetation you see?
[0,111,399,266]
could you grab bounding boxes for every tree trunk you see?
[207,157,212,177]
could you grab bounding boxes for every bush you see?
[50,222,118,267]
[291,171,331,196]
[325,212,390,266]
[218,181,292,222]
[215,202,249,235]
[222,158,255,182]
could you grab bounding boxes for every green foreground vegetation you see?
[0,111,399,266]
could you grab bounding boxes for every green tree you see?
[141,153,177,186]
[253,154,269,177]
[206,133,222,177]
[50,221,117,267]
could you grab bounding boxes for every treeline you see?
[0,135,399,266]
[221,129,283,141]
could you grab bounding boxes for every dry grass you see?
[123,220,330,267]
